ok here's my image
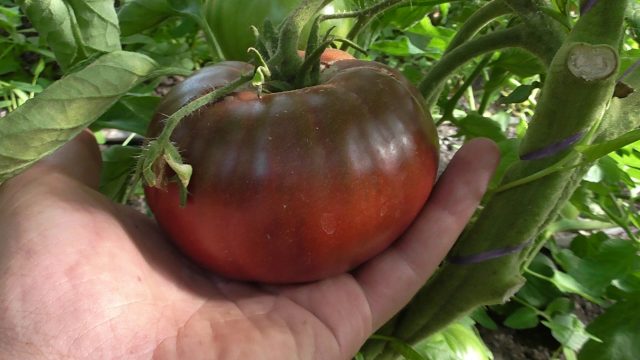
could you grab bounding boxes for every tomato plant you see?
[144,52,439,283]
[2,0,640,358]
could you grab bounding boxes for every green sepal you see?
[260,19,279,60]
[163,143,193,190]
[141,141,162,187]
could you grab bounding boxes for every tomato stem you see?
[194,16,225,63]
[419,24,529,106]
[437,53,493,126]
[267,0,327,82]
[446,0,512,52]
[133,72,254,193]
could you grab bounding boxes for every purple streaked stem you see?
[448,240,533,265]
[580,0,599,14]
[520,132,584,160]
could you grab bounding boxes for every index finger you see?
[355,138,500,329]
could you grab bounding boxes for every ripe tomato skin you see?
[145,57,439,284]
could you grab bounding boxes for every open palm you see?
[0,132,498,359]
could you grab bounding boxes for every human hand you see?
[0,131,499,359]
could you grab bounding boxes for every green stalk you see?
[194,16,225,62]
[502,0,567,63]
[423,0,511,108]
[419,24,529,105]
[446,0,512,52]
[438,53,493,125]
[135,73,253,192]
[268,0,327,81]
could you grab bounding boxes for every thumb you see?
[14,130,102,189]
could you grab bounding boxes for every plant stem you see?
[438,54,492,125]
[446,0,512,52]
[513,296,551,321]
[268,0,327,81]
[601,195,640,242]
[502,0,566,64]
[155,75,252,145]
[419,24,527,105]
[337,0,402,48]
[195,17,225,62]
[137,72,253,192]
[419,0,512,109]
[492,153,578,193]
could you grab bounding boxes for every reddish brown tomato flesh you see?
[145,57,439,284]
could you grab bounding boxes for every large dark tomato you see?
[145,53,439,283]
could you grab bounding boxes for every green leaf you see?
[19,0,79,70]
[543,314,593,351]
[610,271,640,298]
[0,56,21,76]
[370,37,425,57]
[545,297,573,317]
[0,5,22,29]
[564,348,578,360]
[550,271,604,305]
[406,17,455,57]
[373,3,435,32]
[66,0,120,53]
[370,335,426,360]
[520,254,563,308]
[91,95,161,134]
[8,81,42,93]
[458,113,507,142]
[99,145,141,202]
[492,48,546,78]
[504,306,540,329]
[500,83,539,104]
[579,299,640,360]
[415,321,493,360]
[19,0,121,71]
[0,51,157,184]
[559,235,640,299]
[117,0,175,36]
[166,0,202,20]
[470,307,498,330]
[553,0,568,13]
[626,2,640,40]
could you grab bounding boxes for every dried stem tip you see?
[567,43,618,81]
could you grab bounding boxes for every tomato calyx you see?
[249,15,363,92]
